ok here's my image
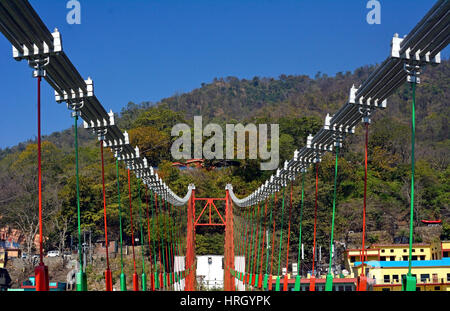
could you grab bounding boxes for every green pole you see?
[275,188,285,291]
[138,181,147,291]
[74,113,87,292]
[116,159,127,291]
[294,171,305,291]
[326,144,339,291]
[403,81,417,291]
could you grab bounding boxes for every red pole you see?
[268,193,277,291]
[163,200,170,285]
[100,140,113,291]
[243,209,248,284]
[358,123,369,291]
[247,207,255,285]
[170,204,176,286]
[252,204,260,286]
[185,196,190,291]
[310,162,319,291]
[34,75,49,292]
[283,183,293,291]
[242,209,250,287]
[145,188,154,291]
[230,194,235,291]
[37,75,43,264]
[259,200,268,288]
[225,191,235,291]
[155,193,162,287]
[224,194,229,290]
[185,191,195,291]
[127,169,139,291]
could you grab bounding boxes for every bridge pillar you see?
[185,188,196,291]
[224,189,235,291]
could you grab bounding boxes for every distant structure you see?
[345,241,450,291]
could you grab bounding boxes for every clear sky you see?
[0,0,448,148]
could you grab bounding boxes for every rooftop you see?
[370,243,433,247]
[354,257,450,268]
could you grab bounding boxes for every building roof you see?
[370,243,432,248]
[354,257,450,268]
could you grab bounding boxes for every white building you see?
[196,255,245,290]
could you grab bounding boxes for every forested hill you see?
[0,59,448,264]
[160,59,449,137]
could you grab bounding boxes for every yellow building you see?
[352,258,450,291]
[346,242,450,291]
[442,241,450,258]
[345,242,442,273]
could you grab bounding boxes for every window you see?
[420,256,425,260]
[382,288,390,292]
[392,275,399,282]
[447,273,450,282]
[384,275,390,283]
[420,249,424,252]
[345,285,352,291]
[420,274,430,282]
[403,249,407,253]
[434,286,440,291]
[432,274,438,282]
[390,249,394,253]
[350,257,355,263]
[412,249,415,253]
[390,256,395,261]
[412,256,418,260]
[380,256,386,261]
[381,249,385,253]
[402,256,408,261]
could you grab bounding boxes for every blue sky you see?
[0,0,448,148]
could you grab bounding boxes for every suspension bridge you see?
[0,0,449,292]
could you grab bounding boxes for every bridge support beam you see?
[185,188,196,291]
[224,189,235,291]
